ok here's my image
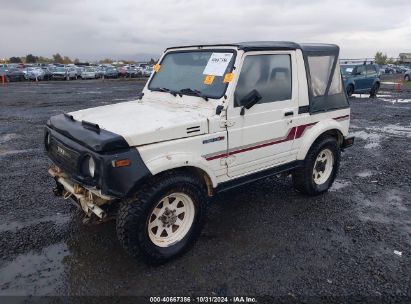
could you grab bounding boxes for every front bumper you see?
[49,164,113,218]
[52,74,66,79]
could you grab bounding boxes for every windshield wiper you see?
[152,87,181,97]
[178,88,209,101]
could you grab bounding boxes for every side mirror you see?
[240,89,262,115]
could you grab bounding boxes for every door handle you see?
[284,111,294,117]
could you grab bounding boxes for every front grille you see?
[48,136,80,174]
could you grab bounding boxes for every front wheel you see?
[293,136,340,195]
[116,172,207,264]
[370,82,380,98]
[405,75,410,82]
[346,84,354,97]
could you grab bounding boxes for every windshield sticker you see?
[223,72,234,83]
[153,64,161,72]
[203,53,233,76]
[204,75,215,85]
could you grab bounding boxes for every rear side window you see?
[355,66,366,75]
[307,56,334,97]
[234,54,291,107]
[366,65,377,75]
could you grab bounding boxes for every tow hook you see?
[53,181,64,197]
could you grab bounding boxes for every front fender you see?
[144,152,218,188]
[297,119,345,160]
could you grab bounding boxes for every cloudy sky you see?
[1,0,410,61]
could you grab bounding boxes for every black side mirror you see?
[240,89,262,115]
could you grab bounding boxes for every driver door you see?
[226,51,298,178]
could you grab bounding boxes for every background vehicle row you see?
[0,63,155,81]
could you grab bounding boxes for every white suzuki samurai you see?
[45,41,354,263]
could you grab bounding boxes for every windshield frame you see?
[148,48,237,100]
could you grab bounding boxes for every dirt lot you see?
[0,79,410,301]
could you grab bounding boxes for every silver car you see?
[81,67,96,79]
[24,67,45,80]
[404,69,411,82]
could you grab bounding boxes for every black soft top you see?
[166,41,339,56]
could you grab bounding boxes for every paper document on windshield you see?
[203,53,233,76]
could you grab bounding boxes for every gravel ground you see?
[0,79,410,301]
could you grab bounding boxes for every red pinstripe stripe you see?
[228,127,296,157]
[334,114,350,120]
[205,115,347,161]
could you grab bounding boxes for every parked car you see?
[126,67,140,78]
[341,63,380,97]
[142,66,153,77]
[24,67,45,80]
[67,67,78,79]
[75,66,84,78]
[45,41,353,264]
[0,67,9,80]
[404,70,411,82]
[81,67,96,79]
[42,67,53,81]
[384,66,396,74]
[52,67,77,80]
[52,67,68,80]
[103,67,118,78]
[2,66,25,82]
[117,66,128,78]
[93,66,104,78]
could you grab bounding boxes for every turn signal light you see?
[112,159,131,167]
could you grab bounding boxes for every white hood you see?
[69,100,210,146]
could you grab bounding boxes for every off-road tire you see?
[116,171,207,264]
[293,136,340,195]
[346,84,354,97]
[370,82,380,98]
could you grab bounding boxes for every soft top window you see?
[308,56,334,97]
[305,51,348,113]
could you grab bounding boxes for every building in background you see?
[399,53,411,63]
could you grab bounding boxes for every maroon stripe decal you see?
[206,127,297,161]
[206,152,228,161]
[295,122,317,139]
[227,127,296,157]
[334,115,350,120]
[205,116,347,161]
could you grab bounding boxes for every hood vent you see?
[186,126,201,134]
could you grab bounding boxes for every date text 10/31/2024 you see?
[149,296,257,303]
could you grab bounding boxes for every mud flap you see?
[342,136,354,150]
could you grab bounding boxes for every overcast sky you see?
[1,0,410,61]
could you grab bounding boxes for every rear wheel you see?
[405,75,410,82]
[346,84,354,97]
[116,172,207,264]
[293,136,340,195]
[370,82,380,98]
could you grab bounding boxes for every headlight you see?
[88,156,96,177]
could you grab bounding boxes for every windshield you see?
[148,50,236,99]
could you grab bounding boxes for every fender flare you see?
[297,120,344,160]
[144,152,218,188]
